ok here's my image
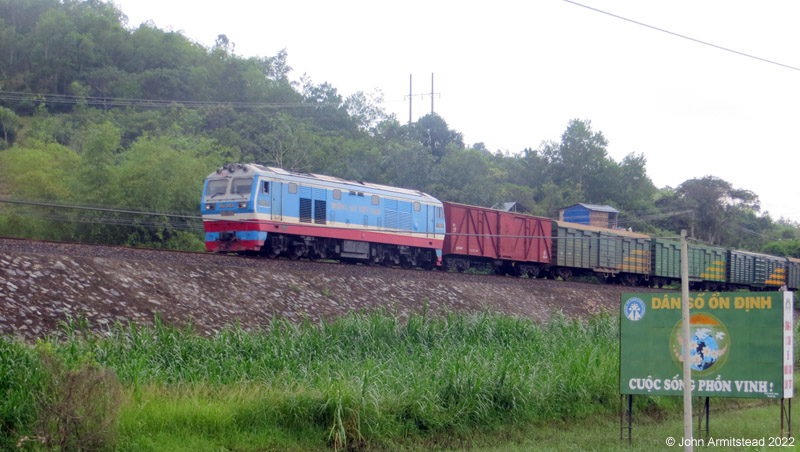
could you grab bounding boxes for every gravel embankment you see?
[0,238,665,340]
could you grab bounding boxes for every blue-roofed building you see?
[559,203,619,229]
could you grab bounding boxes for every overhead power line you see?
[0,90,338,109]
[0,198,688,240]
[562,0,800,72]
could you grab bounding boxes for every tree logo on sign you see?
[624,298,646,321]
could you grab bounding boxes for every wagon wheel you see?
[526,267,540,279]
[619,274,638,286]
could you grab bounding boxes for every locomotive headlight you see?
[238,201,248,209]
[205,203,215,211]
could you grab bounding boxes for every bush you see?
[33,351,123,452]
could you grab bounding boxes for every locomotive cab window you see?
[436,207,444,218]
[262,181,269,194]
[208,180,228,196]
[232,178,253,195]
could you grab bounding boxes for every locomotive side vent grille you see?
[300,198,312,223]
[314,200,326,224]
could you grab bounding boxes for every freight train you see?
[202,163,800,292]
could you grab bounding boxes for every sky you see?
[111,0,800,223]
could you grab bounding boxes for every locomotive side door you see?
[428,205,435,238]
[271,182,283,221]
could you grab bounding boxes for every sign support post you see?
[681,230,693,451]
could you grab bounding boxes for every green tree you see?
[77,121,120,204]
[541,119,610,195]
[254,113,310,171]
[429,148,498,207]
[0,106,20,148]
[344,89,386,132]
[411,113,464,162]
[676,176,760,245]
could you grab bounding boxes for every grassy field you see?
[440,400,791,452]
[1,309,795,451]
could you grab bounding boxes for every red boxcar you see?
[441,202,552,277]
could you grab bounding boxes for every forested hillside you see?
[0,0,797,255]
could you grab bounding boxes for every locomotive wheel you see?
[289,244,306,260]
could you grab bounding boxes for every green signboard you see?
[620,291,794,399]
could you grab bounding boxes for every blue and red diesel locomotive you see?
[202,163,800,291]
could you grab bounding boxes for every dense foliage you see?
[0,0,797,253]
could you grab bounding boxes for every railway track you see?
[0,236,618,287]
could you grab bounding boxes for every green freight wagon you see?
[786,257,800,290]
[550,220,650,285]
[650,239,726,289]
[727,250,787,289]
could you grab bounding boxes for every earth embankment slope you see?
[0,238,666,340]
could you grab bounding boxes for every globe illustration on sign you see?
[669,312,730,376]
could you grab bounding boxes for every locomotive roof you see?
[207,163,441,202]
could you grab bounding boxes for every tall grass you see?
[0,338,47,450]
[8,309,796,450]
[24,310,620,449]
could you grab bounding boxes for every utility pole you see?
[431,73,435,114]
[408,74,412,125]
[405,72,440,124]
